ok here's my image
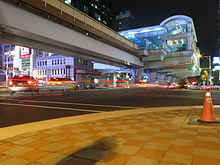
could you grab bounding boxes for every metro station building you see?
[119,15,201,83]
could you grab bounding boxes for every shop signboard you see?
[213,57,220,64]
[20,47,31,59]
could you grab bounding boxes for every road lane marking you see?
[0,102,102,113]
[1,98,141,109]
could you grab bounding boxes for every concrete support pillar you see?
[151,72,157,83]
[160,74,166,80]
[130,68,143,84]
[167,76,172,82]
[145,72,157,83]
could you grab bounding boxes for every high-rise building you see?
[114,10,136,31]
[63,0,113,27]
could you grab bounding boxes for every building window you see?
[45,61,47,66]
[45,52,50,57]
[103,20,107,25]
[95,13,101,21]
[64,0,71,5]
[63,59,65,64]
[84,5,89,13]
[63,69,65,74]
[57,59,59,65]
[52,60,54,65]
[36,50,43,57]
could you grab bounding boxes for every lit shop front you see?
[74,69,101,87]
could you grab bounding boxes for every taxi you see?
[47,77,78,91]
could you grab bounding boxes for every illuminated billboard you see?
[213,57,220,64]
[20,47,31,59]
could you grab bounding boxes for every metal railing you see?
[18,0,138,54]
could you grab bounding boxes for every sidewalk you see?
[0,106,220,165]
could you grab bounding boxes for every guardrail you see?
[14,0,138,54]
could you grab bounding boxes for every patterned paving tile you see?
[130,134,152,141]
[3,146,34,157]
[158,161,183,165]
[20,150,50,161]
[26,162,44,165]
[40,143,68,152]
[56,137,79,145]
[99,152,131,165]
[26,140,52,149]
[143,141,169,151]
[2,136,24,143]
[37,153,66,165]
[170,139,194,146]
[0,157,30,165]
[12,137,37,145]
[151,137,171,144]
[196,136,219,143]
[123,139,146,147]
[162,152,192,164]
[111,145,140,155]
[167,144,194,154]
[192,156,220,165]
[73,148,107,161]
[58,156,95,165]
[0,154,12,163]
[136,148,165,160]
[30,133,50,139]
[125,156,158,165]
[194,147,220,159]
[73,140,95,148]
[0,143,16,152]
[195,141,220,150]
[44,135,66,142]
[56,146,81,156]
[155,132,176,139]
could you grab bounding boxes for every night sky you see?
[111,0,219,57]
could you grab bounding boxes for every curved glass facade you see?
[119,15,197,54]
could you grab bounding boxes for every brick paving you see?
[0,108,220,165]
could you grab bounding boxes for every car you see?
[8,75,39,95]
[47,77,78,91]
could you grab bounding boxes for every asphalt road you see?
[0,87,220,128]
